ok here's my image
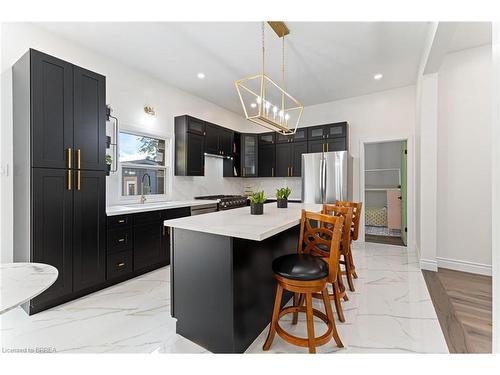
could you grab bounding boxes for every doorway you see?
[363,140,407,247]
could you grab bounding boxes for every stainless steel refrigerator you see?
[301,151,352,204]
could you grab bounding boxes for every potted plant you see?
[276,187,291,208]
[249,191,266,215]
[105,154,113,175]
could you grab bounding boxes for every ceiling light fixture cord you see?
[261,21,265,75]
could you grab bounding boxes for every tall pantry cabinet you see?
[13,49,107,314]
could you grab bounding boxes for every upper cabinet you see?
[30,50,106,171]
[174,114,348,177]
[205,123,233,157]
[276,128,308,144]
[73,66,107,171]
[307,122,348,153]
[175,115,206,176]
[240,134,258,177]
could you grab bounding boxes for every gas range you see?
[194,195,248,210]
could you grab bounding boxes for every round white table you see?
[0,263,58,314]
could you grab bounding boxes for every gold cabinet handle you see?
[326,143,329,152]
[291,167,293,176]
[118,219,125,224]
[271,167,274,177]
[76,149,81,169]
[67,148,72,169]
[117,262,125,268]
[118,238,125,242]
[67,170,72,190]
[77,170,81,191]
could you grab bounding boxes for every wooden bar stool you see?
[323,205,356,292]
[263,210,344,354]
[308,205,353,322]
[335,201,363,279]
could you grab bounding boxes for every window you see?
[119,131,169,197]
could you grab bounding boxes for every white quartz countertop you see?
[163,202,322,241]
[1,263,58,314]
[106,200,219,216]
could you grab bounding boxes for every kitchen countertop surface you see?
[106,200,219,216]
[163,202,322,241]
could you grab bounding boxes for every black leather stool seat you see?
[272,254,328,281]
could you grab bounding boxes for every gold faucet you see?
[140,173,151,204]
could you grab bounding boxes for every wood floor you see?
[365,234,405,246]
[422,268,492,353]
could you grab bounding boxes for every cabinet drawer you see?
[107,228,133,253]
[107,250,133,280]
[107,215,132,229]
[187,117,206,135]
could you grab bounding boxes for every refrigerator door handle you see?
[320,156,326,204]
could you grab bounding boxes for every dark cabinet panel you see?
[205,123,220,155]
[73,170,106,292]
[307,126,325,141]
[187,116,206,135]
[308,139,326,153]
[275,143,291,177]
[241,134,258,177]
[107,250,133,280]
[291,142,307,177]
[73,67,106,171]
[258,144,275,177]
[107,227,133,254]
[175,115,206,176]
[134,218,168,271]
[206,124,233,156]
[32,168,73,307]
[325,123,346,138]
[293,128,308,142]
[326,138,346,152]
[187,133,205,176]
[258,132,275,145]
[31,50,73,169]
[220,128,233,156]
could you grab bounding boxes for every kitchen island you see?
[164,203,322,353]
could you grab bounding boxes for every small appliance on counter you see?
[194,195,248,210]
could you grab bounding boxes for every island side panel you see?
[171,228,235,353]
[232,225,299,353]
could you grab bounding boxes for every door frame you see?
[358,135,414,249]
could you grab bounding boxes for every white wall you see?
[436,45,492,274]
[417,73,439,270]
[491,21,500,354]
[0,23,256,263]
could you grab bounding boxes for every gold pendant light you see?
[235,22,303,135]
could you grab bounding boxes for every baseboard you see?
[420,258,438,272]
[436,257,492,276]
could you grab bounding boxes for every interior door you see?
[32,168,73,307]
[73,66,106,171]
[31,50,73,169]
[73,170,106,291]
[400,141,408,246]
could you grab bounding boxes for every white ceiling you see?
[35,22,490,114]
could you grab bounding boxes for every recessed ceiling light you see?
[197,72,205,79]
[374,73,383,80]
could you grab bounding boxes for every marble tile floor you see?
[0,242,448,354]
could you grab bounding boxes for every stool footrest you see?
[275,306,333,348]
